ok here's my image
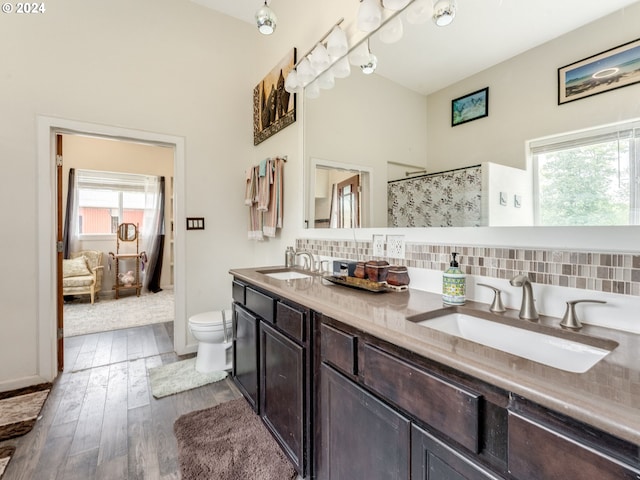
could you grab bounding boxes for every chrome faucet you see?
[509,274,539,320]
[295,250,315,272]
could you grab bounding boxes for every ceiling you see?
[191,0,639,94]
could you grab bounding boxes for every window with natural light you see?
[531,120,640,226]
[76,170,148,235]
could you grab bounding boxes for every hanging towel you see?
[263,158,284,237]
[245,167,257,206]
[259,158,268,177]
[257,159,271,212]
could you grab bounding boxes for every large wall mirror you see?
[303,0,640,229]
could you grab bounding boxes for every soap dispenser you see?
[443,252,466,305]
[285,246,296,268]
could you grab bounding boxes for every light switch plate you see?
[387,235,405,259]
[372,234,385,257]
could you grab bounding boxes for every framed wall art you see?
[451,87,489,127]
[558,38,640,105]
[253,48,297,145]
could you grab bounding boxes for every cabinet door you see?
[411,425,504,480]
[508,412,640,480]
[260,322,305,476]
[232,304,259,412]
[317,363,410,480]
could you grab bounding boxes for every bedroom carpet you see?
[174,398,297,480]
[148,358,227,398]
[63,287,174,337]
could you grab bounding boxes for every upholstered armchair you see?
[62,250,104,304]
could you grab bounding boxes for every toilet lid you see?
[188,310,232,326]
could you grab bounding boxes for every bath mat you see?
[174,398,297,480]
[0,446,16,479]
[148,358,227,398]
[0,383,51,442]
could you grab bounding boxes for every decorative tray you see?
[322,275,408,293]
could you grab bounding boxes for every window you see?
[531,119,640,226]
[76,169,148,235]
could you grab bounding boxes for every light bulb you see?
[255,2,277,35]
[433,0,456,26]
[357,0,382,32]
[284,70,298,94]
[296,57,315,85]
[326,26,349,58]
[360,54,378,75]
[310,44,331,74]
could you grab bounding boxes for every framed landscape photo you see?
[253,48,297,145]
[558,38,640,105]
[452,87,489,127]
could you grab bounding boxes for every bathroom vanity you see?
[230,267,640,480]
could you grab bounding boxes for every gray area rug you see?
[148,358,227,398]
[174,398,297,480]
[64,287,174,337]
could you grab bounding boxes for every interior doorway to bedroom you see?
[58,133,175,367]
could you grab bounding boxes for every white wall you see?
[426,3,640,171]
[0,0,258,390]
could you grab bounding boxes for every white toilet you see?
[188,309,233,373]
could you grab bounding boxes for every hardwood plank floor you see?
[0,322,241,480]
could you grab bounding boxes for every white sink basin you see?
[416,312,614,373]
[263,271,312,280]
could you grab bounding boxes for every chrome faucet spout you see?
[509,274,539,320]
[294,250,315,272]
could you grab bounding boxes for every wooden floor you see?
[0,322,241,480]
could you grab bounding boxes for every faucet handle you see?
[560,299,607,330]
[477,283,507,313]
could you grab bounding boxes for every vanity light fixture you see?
[383,0,411,10]
[432,0,456,26]
[284,18,347,95]
[256,0,277,35]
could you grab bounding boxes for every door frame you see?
[37,116,187,381]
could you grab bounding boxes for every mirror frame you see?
[118,222,137,242]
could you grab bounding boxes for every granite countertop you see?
[230,266,640,445]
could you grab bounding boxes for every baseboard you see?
[0,375,51,394]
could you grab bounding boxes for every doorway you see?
[37,116,187,381]
[58,134,175,369]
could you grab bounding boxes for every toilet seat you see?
[188,310,232,332]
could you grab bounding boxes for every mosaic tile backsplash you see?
[296,239,640,297]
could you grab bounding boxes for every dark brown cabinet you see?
[231,279,312,478]
[317,363,410,480]
[411,424,502,480]
[232,304,259,411]
[260,321,306,474]
[508,409,640,480]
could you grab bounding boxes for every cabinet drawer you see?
[508,412,640,479]
[276,302,306,343]
[232,280,245,305]
[245,287,275,323]
[320,323,357,376]
[362,344,481,453]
